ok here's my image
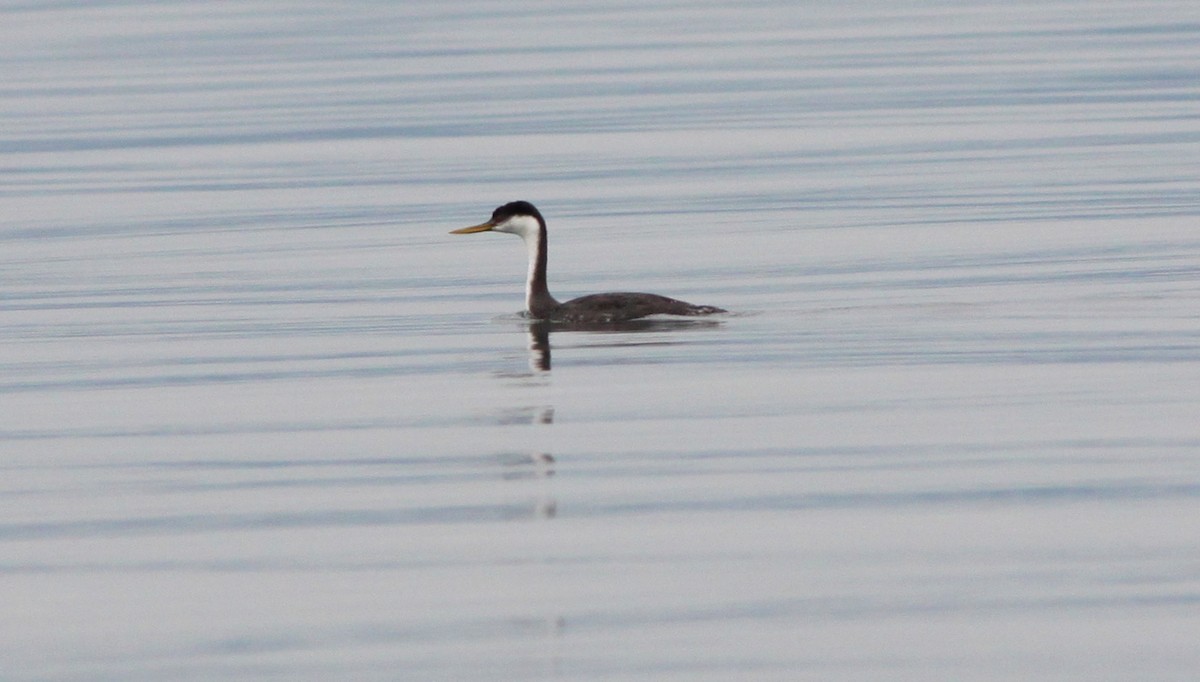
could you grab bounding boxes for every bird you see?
[451,201,725,323]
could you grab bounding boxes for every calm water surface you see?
[3,1,1200,680]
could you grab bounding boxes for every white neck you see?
[522,229,540,312]
[492,213,556,314]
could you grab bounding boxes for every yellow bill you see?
[450,222,494,234]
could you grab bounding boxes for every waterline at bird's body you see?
[451,201,725,323]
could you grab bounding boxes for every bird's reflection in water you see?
[494,405,555,425]
[529,321,552,372]
[498,452,557,519]
[499,451,555,479]
[502,318,722,522]
[526,317,722,372]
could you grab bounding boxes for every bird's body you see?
[452,201,724,324]
[549,292,723,323]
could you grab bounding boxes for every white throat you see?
[494,214,544,312]
[520,229,540,311]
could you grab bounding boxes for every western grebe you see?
[451,201,725,323]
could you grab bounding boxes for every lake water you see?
[3,1,1199,679]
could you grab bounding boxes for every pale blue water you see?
[3,1,1200,680]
